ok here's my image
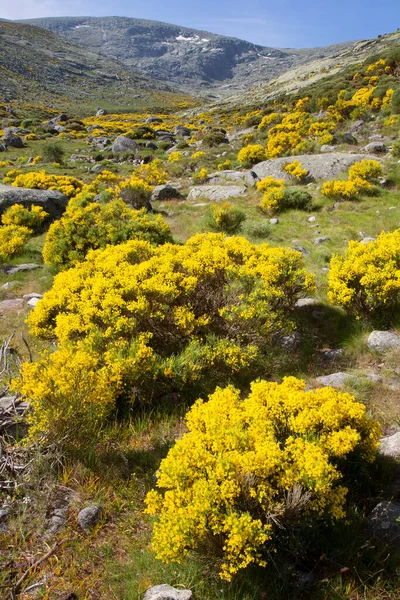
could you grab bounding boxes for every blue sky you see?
[3,0,399,48]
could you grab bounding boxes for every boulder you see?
[367,331,400,352]
[364,141,387,153]
[111,136,140,153]
[367,501,400,547]
[151,184,181,201]
[341,132,358,145]
[315,372,354,388]
[96,108,107,116]
[2,263,40,275]
[2,133,23,148]
[0,299,24,312]
[145,142,158,150]
[0,184,68,221]
[174,125,191,137]
[378,432,400,460]
[146,116,164,124]
[78,506,103,531]
[251,153,379,182]
[143,584,192,600]
[187,185,246,202]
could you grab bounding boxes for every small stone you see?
[78,505,103,531]
[321,267,329,273]
[322,348,344,360]
[367,501,400,547]
[295,297,319,308]
[280,332,301,350]
[364,141,387,154]
[367,331,400,352]
[269,218,279,225]
[27,298,40,308]
[316,372,354,388]
[366,373,383,383]
[314,236,330,244]
[307,216,316,222]
[378,432,400,459]
[1,281,17,290]
[23,293,43,300]
[360,237,375,244]
[0,298,24,311]
[143,584,192,600]
[293,246,309,255]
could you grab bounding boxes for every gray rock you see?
[145,142,158,150]
[314,236,330,244]
[111,136,140,153]
[252,153,379,183]
[367,501,400,547]
[307,216,316,222]
[174,125,191,137]
[379,432,400,459]
[2,133,23,148]
[294,246,309,255]
[0,298,24,311]
[322,348,344,360]
[1,281,18,290]
[78,505,103,531]
[27,298,40,308]
[360,237,376,244]
[366,373,383,384]
[320,144,337,153]
[2,263,40,275]
[23,293,43,300]
[316,372,354,388]
[0,505,10,521]
[207,170,247,185]
[90,164,104,173]
[151,184,181,201]
[364,142,387,154]
[341,132,358,145]
[280,332,301,350]
[96,108,107,116]
[295,297,319,308]
[269,218,279,225]
[187,185,246,202]
[350,119,364,133]
[367,331,400,352]
[146,116,163,124]
[0,184,68,221]
[47,515,66,535]
[143,584,192,600]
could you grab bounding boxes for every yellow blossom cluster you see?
[3,169,83,199]
[0,225,32,261]
[145,377,380,580]
[1,204,48,231]
[282,159,309,181]
[237,144,266,167]
[322,159,381,201]
[328,229,400,317]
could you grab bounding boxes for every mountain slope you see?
[0,20,187,113]
[18,16,356,94]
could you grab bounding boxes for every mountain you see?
[0,20,187,114]
[18,16,358,94]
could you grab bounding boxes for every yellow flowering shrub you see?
[321,178,372,200]
[1,204,48,231]
[42,199,173,269]
[145,377,380,580]
[168,151,183,162]
[218,160,231,170]
[192,168,208,183]
[328,229,400,318]
[282,159,309,181]
[258,112,281,130]
[206,202,246,234]
[113,175,153,210]
[4,170,83,199]
[348,159,383,182]
[191,151,206,160]
[257,177,285,212]
[12,346,119,448]
[27,234,314,402]
[237,144,266,167]
[133,160,168,186]
[0,225,32,261]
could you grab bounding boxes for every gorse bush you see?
[328,229,400,320]
[256,177,312,213]
[282,159,309,182]
[204,202,246,234]
[238,144,266,167]
[1,204,48,232]
[145,377,380,581]
[348,159,383,182]
[322,159,382,201]
[4,169,83,199]
[16,234,315,447]
[0,225,32,261]
[43,199,173,270]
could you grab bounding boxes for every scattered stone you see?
[143,584,192,600]
[350,119,364,133]
[111,136,140,153]
[314,236,330,244]
[321,267,329,273]
[320,144,337,153]
[367,501,400,547]
[322,348,344,360]
[174,125,191,137]
[366,373,383,384]
[341,132,358,145]
[280,332,301,350]
[145,141,158,150]
[378,432,400,459]
[78,505,103,531]
[269,218,279,225]
[1,281,17,290]
[295,297,319,308]
[367,331,400,352]
[307,216,316,222]
[294,246,309,255]
[2,132,23,148]
[360,237,375,244]
[0,184,68,221]
[316,372,354,388]
[2,263,40,275]
[23,293,43,300]
[27,297,40,308]
[364,141,387,154]
[96,108,107,117]
[151,184,181,201]
[146,116,163,124]
[90,164,104,173]
[187,185,246,202]
[0,298,24,311]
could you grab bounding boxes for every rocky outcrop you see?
[0,184,68,221]
[367,331,400,352]
[251,153,380,182]
[143,585,192,600]
[111,136,140,153]
[187,185,246,202]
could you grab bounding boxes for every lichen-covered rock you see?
[367,331,400,352]
[315,372,354,389]
[0,184,68,221]
[187,185,246,202]
[378,432,400,460]
[77,505,103,531]
[143,584,192,600]
[111,135,140,153]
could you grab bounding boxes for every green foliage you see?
[391,88,400,114]
[42,199,173,270]
[204,202,246,234]
[280,187,313,211]
[202,131,228,147]
[42,141,65,164]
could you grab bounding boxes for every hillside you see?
[0,20,192,115]
[19,16,358,94]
